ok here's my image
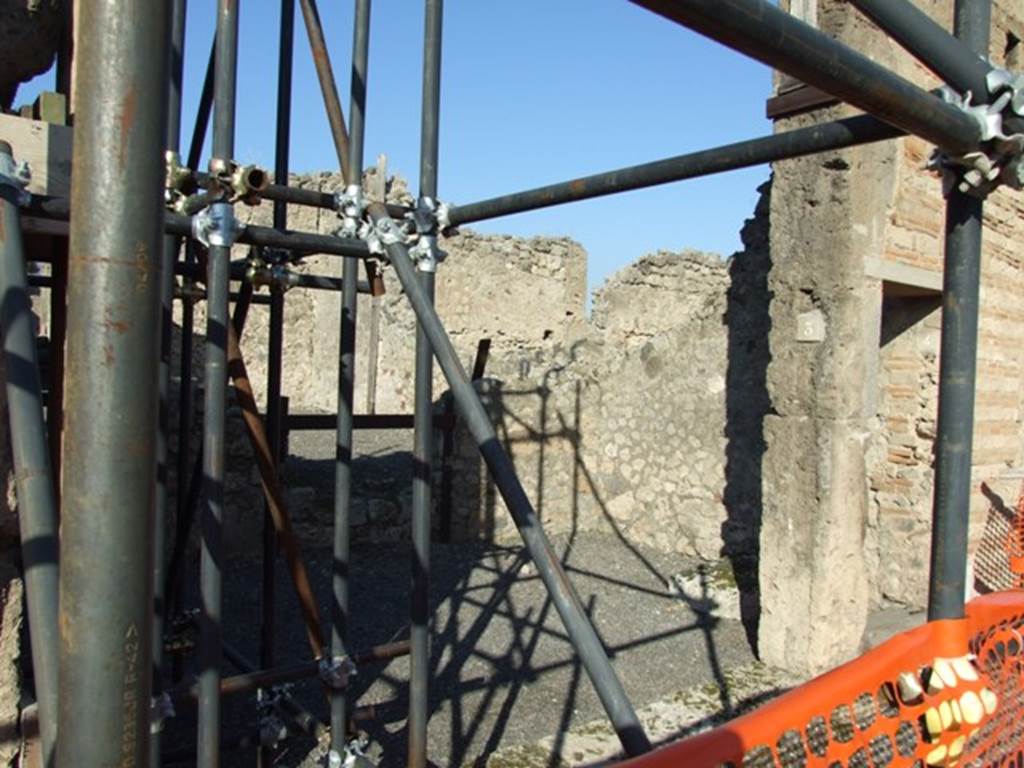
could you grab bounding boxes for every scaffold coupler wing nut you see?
[318,654,357,690]
[192,202,245,248]
[929,79,1024,197]
[0,151,31,207]
[150,691,175,734]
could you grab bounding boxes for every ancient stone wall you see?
[758,0,1024,676]
[447,192,772,596]
[223,172,586,417]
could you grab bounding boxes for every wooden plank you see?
[0,113,73,197]
[766,83,840,120]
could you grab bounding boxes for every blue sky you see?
[17,1,773,296]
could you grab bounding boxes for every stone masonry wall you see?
[760,0,1024,676]
[449,191,772,590]
[449,250,735,559]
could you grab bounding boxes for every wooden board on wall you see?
[0,113,72,198]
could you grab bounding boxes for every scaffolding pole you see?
[928,0,992,622]
[409,2,443,764]
[0,142,59,766]
[197,0,241,763]
[152,1,188,764]
[330,0,372,757]
[367,201,652,758]
[258,3,295,763]
[57,0,170,764]
[447,114,901,226]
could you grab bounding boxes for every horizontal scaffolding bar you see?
[286,412,456,431]
[629,0,983,154]
[175,261,374,294]
[447,114,901,226]
[169,640,410,702]
[23,196,371,258]
[190,171,410,218]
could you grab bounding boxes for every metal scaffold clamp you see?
[929,76,1024,198]
[164,150,192,211]
[150,691,175,734]
[209,157,271,205]
[0,151,31,207]
[336,184,366,240]
[364,215,404,257]
[256,685,292,749]
[192,201,245,248]
[246,248,296,292]
[406,196,448,272]
[327,736,375,768]
[318,654,357,690]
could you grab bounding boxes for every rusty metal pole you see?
[57,0,170,764]
[299,0,352,181]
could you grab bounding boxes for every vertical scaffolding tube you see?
[57,0,170,763]
[0,142,59,766]
[927,0,991,622]
[367,202,651,758]
[197,0,240,764]
[153,1,188,764]
[409,2,442,765]
[331,0,370,756]
[259,2,294,766]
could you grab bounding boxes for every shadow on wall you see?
[452,180,776,659]
[722,178,774,653]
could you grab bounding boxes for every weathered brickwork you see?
[762,0,1024,676]
[863,1,1024,608]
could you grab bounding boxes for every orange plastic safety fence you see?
[621,591,1024,768]
[1008,487,1024,584]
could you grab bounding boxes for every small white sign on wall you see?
[789,0,818,27]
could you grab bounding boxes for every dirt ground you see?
[160,429,904,766]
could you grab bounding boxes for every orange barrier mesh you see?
[1007,487,1024,585]
[621,591,1024,768]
